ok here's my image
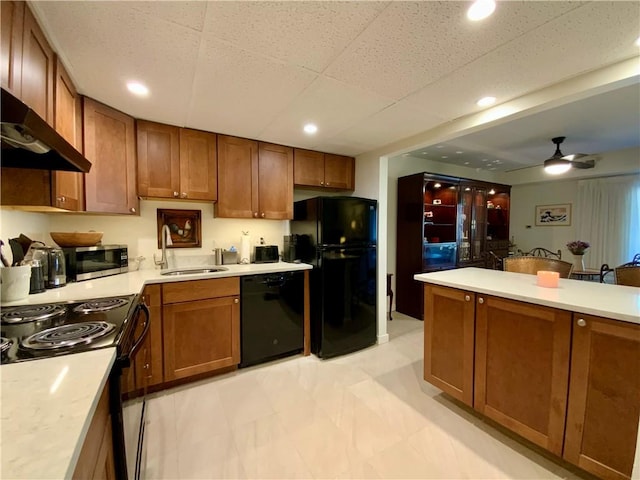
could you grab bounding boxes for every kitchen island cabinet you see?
[416,268,640,479]
[83,97,138,215]
[162,277,240,381]
[216,135,293,219]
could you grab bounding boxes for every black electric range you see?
[0,294,141,364]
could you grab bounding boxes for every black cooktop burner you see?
[22,321,117,350]
[0,336,12,353]
[1,304,67,324]
[74,298,129,314]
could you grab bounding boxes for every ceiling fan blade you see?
[561,153,590,161]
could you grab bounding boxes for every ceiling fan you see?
[543,136,596,174]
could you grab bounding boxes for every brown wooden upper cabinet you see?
[137,120,217,201]
[293,148,354,191]
[216,135,293,219]
[83,97,139,215]
[1,0,24,97]
[53,57,84,211]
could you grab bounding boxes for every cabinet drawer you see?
[162,277,239,304]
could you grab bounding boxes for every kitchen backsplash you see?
[0,199,289,269]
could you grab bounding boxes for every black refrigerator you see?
[290,196,377,358]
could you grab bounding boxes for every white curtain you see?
[576,175,640,268]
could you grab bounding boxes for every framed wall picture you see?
[535,204,571,226]
[157,209,202,248]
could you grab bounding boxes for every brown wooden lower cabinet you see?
[422,284,640,479]
[73,382,116,479]
[423,285,475,406]
[474,295,571,456]
[162,278,240,381]
[563,314,640,480]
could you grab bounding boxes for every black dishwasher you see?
[240,272,304,368]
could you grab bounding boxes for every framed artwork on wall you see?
[535,204,571,226]
[157,209,202,248]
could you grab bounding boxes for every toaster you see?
[254,245,279,263]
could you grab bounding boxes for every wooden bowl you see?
[50,232,103,248]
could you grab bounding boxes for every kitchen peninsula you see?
[415,267,640,480]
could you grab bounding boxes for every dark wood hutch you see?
[396,172,510,319]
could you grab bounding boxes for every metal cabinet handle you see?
[261,212,265,218]
[253,212,258,218]
[577,318,586,327]
[326,182,330,186]
[130,207,136,213]
[464,295,470,302]
[320,181,324,186]
[57,196,66,203]
[181,192,187,198]
[234,298,239,304]
[173,191,179,197]
[478,297,484,304]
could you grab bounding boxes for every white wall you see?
[1,199,288,269]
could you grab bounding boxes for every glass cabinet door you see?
[459,184,487,264]
[422,179,458,270]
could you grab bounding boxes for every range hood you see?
[1,88,92,173]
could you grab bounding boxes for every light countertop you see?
[1,348,116,479]
[1,261,313,307]
[415,267,640,324]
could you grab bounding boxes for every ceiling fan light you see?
[544,158,572,175]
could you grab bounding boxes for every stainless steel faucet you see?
[154,224,173,269]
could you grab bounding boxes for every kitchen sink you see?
[161,267,228,276]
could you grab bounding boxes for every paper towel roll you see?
[240,232,250,264]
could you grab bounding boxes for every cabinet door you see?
[83,97,139,215]
[474,295,571,456]
[324,153,354,190]
[563,315,640,480]
[20,5,54,124]
[53,58,84,211]
[257,142,293,219]
[216,135,258,218]
[423,285,475,406]
[179,128,217,201]
[136,120,180,199]
[136,285,164,388]
[92,419,116,480]
[293,148,324,188]
[163,296,240,381]
[1,0,24,96]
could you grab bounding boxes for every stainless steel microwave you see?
[62,245,128,282]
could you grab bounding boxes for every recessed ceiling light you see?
[489,189,496,195]
[467,0,496,21]
[303,123,318,134]
[436,145,444,149]
[127,81,149,97]
[422,152,429,155]
[456,151,463,154]
[464,162,470,165]
[477,96,496,107]
[441,156,448,159]
[635,36,640,47]
[403,153,410,157]
[482,159,488,162]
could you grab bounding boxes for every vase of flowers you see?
[566,240,590,271]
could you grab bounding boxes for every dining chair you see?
[503,256,573,278]
[614,265,640,287]
[518,247,562,260]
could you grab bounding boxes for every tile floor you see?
[141,313,588,479]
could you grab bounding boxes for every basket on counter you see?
[50,232,103,248]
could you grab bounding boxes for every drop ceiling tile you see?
[323,1,583,100]
[127,1,208,32]
[330,101,447,155]
[34,2,200,124]
[405,1,640,129]
[202,1,389,73]
[187,36,318,139]
[257,76,394,149]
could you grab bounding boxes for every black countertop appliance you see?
[290,196,377,358]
